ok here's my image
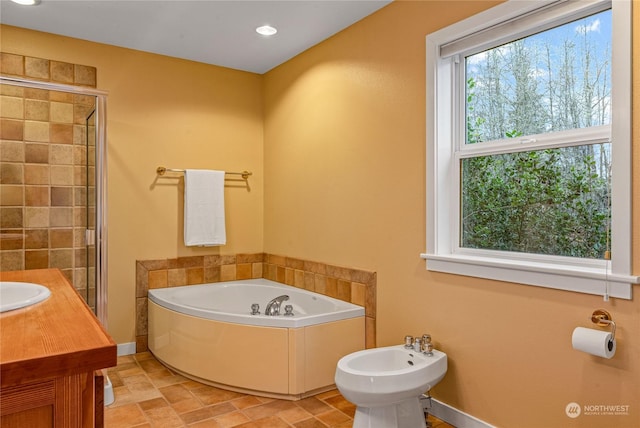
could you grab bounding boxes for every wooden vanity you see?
[0,269,117,428]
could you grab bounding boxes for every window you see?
[423,0,638,298]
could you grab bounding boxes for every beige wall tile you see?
[0,141,24,162]
[49,91,73,103]
[50,101,73,123]
[73,206,86,226]
[50,228,73,248]
[0,231,23,250]
[0,119,24,140]
[25,186,49,206]
[350,282,366,307]
[24,57,50,80]
[50,123,73,144]
[1,96,24,119]
[24,164,49,184]
[24,120,49,142]
[220,264,237,281]
[1,163,23,184]
[50,165,73,185]
[24,88,48,101]
[50,144,73,165]
[186,268,204,285]
[74,64,97,87]
[236,263,252,280]
[50,248,72,269]
[337,279,351,302]
[50,207,72,227]
[0,250,24,270]
[204,266,220,283]
[24,206,48,227]
[25,99,49,121]
[74,247,86,267]
[50,61,74,83]
[25,249,48,269]
[25,228,49,249]
[0,53,24,76]
[0,207,22,228]
[25,143,49,163]
[167,268,187,287]
[251,262,263,279]
[0,185,23,206]
[0,85,23,97]
[51,186,72,206]
[148,270,168,289]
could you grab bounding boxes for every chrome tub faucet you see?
[265,295,289,316]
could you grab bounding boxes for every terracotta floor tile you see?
[191,386,245,406]
[231,395,262,410]
[179,407,217,425]
[242,399,297,420]
[322,395,355,419]
[212,410,251,427]
[138,397,170,412]
[105,403,147,427]
[143,406,184,428]
[139,358,169,373]
[233,416,290,428]
[171,397,206,415]
[276,406,313,424]
[160,384,195,404]
[187,420,223,428]
[292,418,328,428]
[295,397,332,415]
[135,351,156,361]
[121,373,149,385]
[315,409,350,426]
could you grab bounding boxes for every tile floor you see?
[105,352,455,428]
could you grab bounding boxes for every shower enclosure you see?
[0,76,107,322]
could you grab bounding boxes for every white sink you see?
[0,281,51,313]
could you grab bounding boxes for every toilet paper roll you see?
[571,327,616,359]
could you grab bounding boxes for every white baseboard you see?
[429,397,494,428]
[117,342,136,356]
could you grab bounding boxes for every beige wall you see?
[1,0,638,426]
[0,25,265,344]
[263,1,639,427]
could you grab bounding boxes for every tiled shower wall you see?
[136,253,376,351]
[0,52,97,304]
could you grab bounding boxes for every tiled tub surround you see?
[0,52,98,307]
[136,253,376,352]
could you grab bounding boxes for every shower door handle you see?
[85,229,96,246]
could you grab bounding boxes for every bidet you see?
[335,345,447,428]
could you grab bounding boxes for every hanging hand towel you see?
[184,169,226,246]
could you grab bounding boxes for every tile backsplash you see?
[136,253,376,351]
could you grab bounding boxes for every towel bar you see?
[156,166,252,180]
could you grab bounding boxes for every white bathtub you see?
[148,278,364,327]
[148,279,366,399]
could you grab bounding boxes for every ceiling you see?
[0,0,392,74]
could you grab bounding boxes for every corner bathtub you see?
[148,279,365,400]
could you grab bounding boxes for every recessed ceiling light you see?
[10,0,41,5]
[256,25,277,36]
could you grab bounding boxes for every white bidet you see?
[335,345,447,428]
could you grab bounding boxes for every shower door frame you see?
[0,76,109,327]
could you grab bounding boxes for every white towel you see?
[184,169,226,246]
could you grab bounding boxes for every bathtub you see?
[148,278,365,400]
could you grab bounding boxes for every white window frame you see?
[422,0,638,299]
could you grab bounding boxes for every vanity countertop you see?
[0,268,117,388]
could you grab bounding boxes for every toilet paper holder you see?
[591,309,616,340]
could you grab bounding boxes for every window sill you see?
[420,253,638,300]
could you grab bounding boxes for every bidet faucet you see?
[265,295,289,316]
